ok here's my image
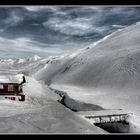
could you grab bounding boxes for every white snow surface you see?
[0,59,105,133]
[0,75,105,133]
[0,74,24,84]
[1,23,140,133]
[33,23,140,133]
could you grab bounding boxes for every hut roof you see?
[0,74,24,84]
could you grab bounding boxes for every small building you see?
[0,74,26,101]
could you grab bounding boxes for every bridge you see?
[77,109,133,124]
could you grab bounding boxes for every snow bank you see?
[63,94,104,111]
[24,76,48,98]
[52,88,104,112]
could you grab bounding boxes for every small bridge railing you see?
[84,113,132,124]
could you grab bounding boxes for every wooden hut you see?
[0,74,26,101]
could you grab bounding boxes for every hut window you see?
[0,85,3,89]
[8,85,14,91]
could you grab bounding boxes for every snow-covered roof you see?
[0,74,24,84]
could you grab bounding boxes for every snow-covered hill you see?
[34,23,140,91]
[29,23,140,129]
[2,22,140,133]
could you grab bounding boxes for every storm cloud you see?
[0,6,140,58]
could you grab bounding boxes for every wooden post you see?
[109,116,112,122]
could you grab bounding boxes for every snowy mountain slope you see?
[2,23,140,100]
[31,23,140,91]
[28,23,140,125]
[46,25,140,88]
[1,22,140,133]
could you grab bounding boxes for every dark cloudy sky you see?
[0,6,140,58]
